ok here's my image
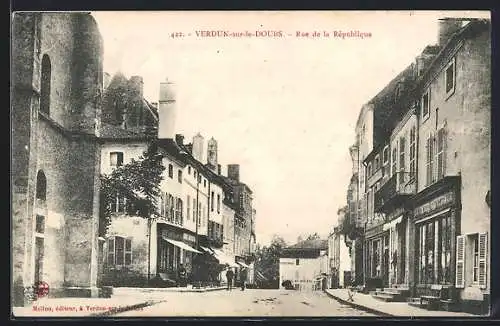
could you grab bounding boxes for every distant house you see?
[279,239,329,291]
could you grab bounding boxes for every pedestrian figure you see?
[225,267,234,291]
[240,267,247,291]
[178,263,187,287]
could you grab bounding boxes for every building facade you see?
[343,18,490,314]
[279,239,329,291]
[12,12,104,306]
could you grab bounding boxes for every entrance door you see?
[383,235,389,287]
[34,237,45,285]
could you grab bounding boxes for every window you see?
[445,57,456,97]
[296,259,300,266]
[168,164,173,178]
[417,214,452,285]
[198,202,202,226]
[107,236,132,267]
[217,194,221,214]
[367,163,372,178]
[409,127,416,176]
[382,146,389,176]
[110,152,124,167]
[178,170,182,183]
[436,127,447,180]
[211,192,215,212]
[110,194,127,213]
[425,133,435,186]
[374,155,380,171]
[175,198,183,225]
[204,179,207,188]
[391,147,397,177]
[435,108,439,130]
[160,193,165,216]
[194,171,197,179]
[188,166,191,175]
[193,198,196,224]
[472,234,479,284]
[422,90,430,120]
[40,54,51,115]
[36,170,47,201]
[399,137,406,184]
[35,215,45,234]
[186,195,190,220]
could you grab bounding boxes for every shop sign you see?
[161,229,182,241]
[414,191,454,217]
[366,224,384,239]
[183,233,196,243]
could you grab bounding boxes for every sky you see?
[91,10,489,246]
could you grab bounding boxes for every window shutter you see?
[425,135,431,186]
[125,237,132,266]
[455,235,465,288]
[479,233,488,289]
[442,127,447,178]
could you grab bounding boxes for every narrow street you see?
[113,289,376,317]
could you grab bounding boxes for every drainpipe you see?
[195,172,200,286]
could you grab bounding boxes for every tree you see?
[99,141,165,281]
[255,235,287,288]
[305,232,321,241]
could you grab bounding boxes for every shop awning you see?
[237,261,250,268]
[383,215,403,231]
[199,246,213,253]
[163,237,202,254]
[210,248,238,267]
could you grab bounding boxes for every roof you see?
[99,123,157,140]
[285,239,328,250]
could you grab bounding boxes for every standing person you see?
[225,266,234,291]
[178,263,187,287]
[240,267,247,291]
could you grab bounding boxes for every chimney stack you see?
[227,164,240,182]
[175,134,184,146]
[217,164,222,175]
[192,133,205,162]
[438,18,463,47]
[158,79,177,139]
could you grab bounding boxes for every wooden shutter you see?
[479,233,488,289]
[425,134,431,186]
[125,237,132,266]
[455,235,465,288]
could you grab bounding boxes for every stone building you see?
[411,19,490,314]
[12,12,104,305]
[345,18,490,314]
[279,239,329,291]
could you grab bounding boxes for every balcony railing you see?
[374,172,416,213]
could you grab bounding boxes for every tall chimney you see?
[227,164,240,182]
[437,18,463,47]
[158,79,177,139]
[175,134,184,146]
[192,133,205,162]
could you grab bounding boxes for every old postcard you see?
[11,10,491,318]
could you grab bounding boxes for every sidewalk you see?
[12,285,226,318]
[324,289,478,317]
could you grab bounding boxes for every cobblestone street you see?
[113,289,376,317]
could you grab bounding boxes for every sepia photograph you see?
[11,10,491,318]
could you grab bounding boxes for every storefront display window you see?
[417,213,452,285]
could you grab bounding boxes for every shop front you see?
[412,177,460,300]
[381,206,409,288]
[156,224,201,286]
[365,223,389,289]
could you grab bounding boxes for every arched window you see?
[36,170,47,201]
[40,54,51,115]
